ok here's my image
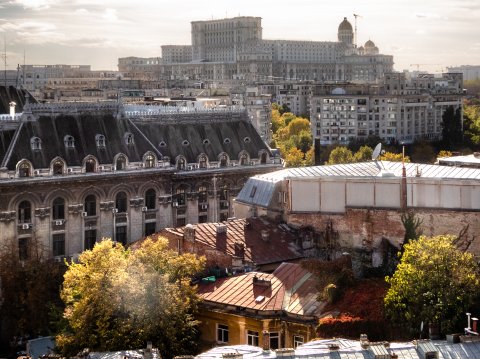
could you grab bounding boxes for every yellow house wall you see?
[197,308,316,351]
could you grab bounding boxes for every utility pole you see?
[2,34,6,87]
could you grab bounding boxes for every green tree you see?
[385,235,479,335]
[0,237,65,356]
[441,105,463,150]
[353,145,373,162]
[327,146,353,164]
[464,103,480,146]
[57,238,205,359]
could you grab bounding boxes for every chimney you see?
[473,317,478,334]
[261,230,269,241]
[9,101,16,119]
[184,224,196,243]
[234,241,245,258]
[216,224,227,234]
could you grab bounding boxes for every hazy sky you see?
[0,0,479,73]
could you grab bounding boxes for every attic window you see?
[250,186,257,198]
[243,137,251,143]
[223,138,231,144]
[95,134,106,149]
[182,140,190,146]
[64,135,75,149]
[30,137,42,151]
[125,132,134,145]
[203,139,210,145]
[159,141,167,147]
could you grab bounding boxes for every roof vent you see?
[414,340,439,359]
[216,224,227,234]
[252,275,271,287]
[222,353,243,359]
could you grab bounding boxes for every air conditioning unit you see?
[112,208,118,214]
[141,206,148,212]
[21,223,30,230]
[82,212,88,217]
[55,220,64,226]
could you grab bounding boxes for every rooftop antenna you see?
[353,13,362,47]
[2,34,6,87]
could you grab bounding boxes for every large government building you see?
[118,16,394,83]
[0,87,281,260]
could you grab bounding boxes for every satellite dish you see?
[372,143,382,161]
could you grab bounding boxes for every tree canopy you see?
[384,235,479,335]
[57,238,205,359]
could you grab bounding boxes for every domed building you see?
[364,40,379,55]
[338,17,354,45]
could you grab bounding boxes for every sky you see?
[0,0,479,73]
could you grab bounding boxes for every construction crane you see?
[353,14,362,47]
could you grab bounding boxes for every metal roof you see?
[236,161,480,208]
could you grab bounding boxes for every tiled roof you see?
[198,262,323,317]
[164,218,303,265]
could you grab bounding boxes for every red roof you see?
[198,262,324,318]
[164,218,303,265]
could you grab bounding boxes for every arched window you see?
[198,185,208,204]
[30,137,42,151]
[95,134,106,149]
[182,140,190,146]
[261,152,267,164]
[18,200,31,223]
[64,135,75,149]
[175,187,186,206]
[240,153,248,166]
[145,188,156,210]
[85,158,96,173]
[84,195,96,216]
[199,154,208,169]
[53,160,64,175]
[116,156,126,171]
[223,138,231,144]
[219,154,228,167]
[115,191,128,213]
[52,197,65,220]
[177,157,186,170]
[145,154,155,168]
[18,161,31,178]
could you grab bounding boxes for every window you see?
[64,135,75,149]
[293,335,304,348]
[116,156,126,171]
[52,197,65,220]
[203,139,210,145]
[115,192,128,213]
[53,160,64,175]
[182,140,190,146]
[18,237,29,260]
[85,158,96,173]
[199,154,207,169]
[145,154,155,168]
[176,217,186,227]
[95,134,106,148]
[198,185,208,204]
[175,188,186,206]
[52,233,65,256]
[84,229,96,250]
[243,137,251,143]
[18,200,31,223]
[145,188,156,210]
[260,152,267,164]
[30,137,42,151]
[84,195,96,216]
[115,225,127,245]
[269,332,280,350]
[177,157,186,170]
[159,141,167,148]
[219,154,228,167]
[198,214,208,223]
[125,132,134,145]
[223,138,231,144]
[217,324,229,343]
[18,161,31,178]
[247,330,259,346]
[240,153,248,166]
[144,222,156,236]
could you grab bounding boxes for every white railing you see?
[0,113,23,121]
[124,105,245,117]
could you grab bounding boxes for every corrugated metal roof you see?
[198,262,323,317]
[196,339,480,358]
[236,161,480,208]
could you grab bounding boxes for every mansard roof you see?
[0,86,36,114]
[0,104,271,170]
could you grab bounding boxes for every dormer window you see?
[203,139,211,145]
[243,137,251,143]
[182,140,190,146]
[116,155,127,171]
[219,154,228,167]
[223,138,231,144]
[240,153,249,166]
[53,160,64,175]
[18,161,32,178]
[177,157,186,170]
[199,154,208,169]
[95,134,106,149]
[125,133,134,146]
[85,158,96,173]
[64,135,75,149]
[30,137,42,151]
[145,154,155,168]
[159,141,167,148]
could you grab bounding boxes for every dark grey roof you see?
[0,85,37,114]
[0,106,270,170]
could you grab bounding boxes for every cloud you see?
[102,8,118,22]
[12,0,57,10]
